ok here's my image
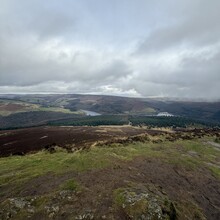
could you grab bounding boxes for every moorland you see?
[0,94,220,220]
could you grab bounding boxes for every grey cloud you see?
[0,0,76,41]
[0,0,220,99]
[137,1,220,53]
[27,12,75,39]
[141,49,220,87]
[0,36,131,87]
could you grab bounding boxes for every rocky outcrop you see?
[113,184,177,220]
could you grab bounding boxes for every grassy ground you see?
[1,137,219,190]
[0,99,80,116]
[0,136,220,219]
[37,106,79,114]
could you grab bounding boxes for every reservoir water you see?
[81,110,101,116]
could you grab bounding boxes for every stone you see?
[114,184,177,220]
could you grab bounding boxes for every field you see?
[0,99,79,116]
[0,126,220,219]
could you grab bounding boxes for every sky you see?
[0,0,220,99]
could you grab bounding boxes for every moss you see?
[33,198,48,210]
[113,188,126,206]
[113,188,149,218]
[113,185,177,220]
[126,199,149,218]
[61,179,80,191]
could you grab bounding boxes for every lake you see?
[81,110,101,116]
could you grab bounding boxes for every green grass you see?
[0,98,79,116]
[0,101,39,116]
[37,106,79,114]
[113,188,149,218]
[160,139,220,176]
[209,166,220,178]
[113,188,126,206]
[0,138,220,191]
[61,179,80,191]
[0,150,107,187]
[1,137,218,220]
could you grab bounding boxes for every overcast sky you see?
[0,0,220,99]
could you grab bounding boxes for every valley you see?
[0,94,220,130]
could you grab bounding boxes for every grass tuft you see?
[61,179,80,191]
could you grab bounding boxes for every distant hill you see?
[0,94,219,129]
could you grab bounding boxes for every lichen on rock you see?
[113,184,177,220]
